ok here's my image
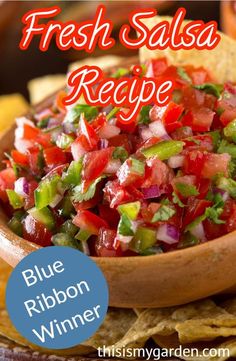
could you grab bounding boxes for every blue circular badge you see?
[6,246,109,349]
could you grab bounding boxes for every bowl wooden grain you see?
[0,96,236,309]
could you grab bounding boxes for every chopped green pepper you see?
[142,140,184,160]
[133,226,157,252]
[118,201,141,221]
[52,233,80,249]
[6,190,24,209]
[28,207,55,231]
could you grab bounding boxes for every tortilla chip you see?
[220,297,236,315]
[28,74,66,104]
[68,55,124,73]
[0,94,29,133]
[0,309,93,356]
[139,16,236,83]
[83,308,137,348]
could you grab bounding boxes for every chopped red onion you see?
[190,222,206,241]
[14,177,29,197]
[63,121,77,134]
[141,185,162,199]
[98,139,109,149]
[140,126,153,141]
[47,118,61,129]
[35,109,53,122]
[156,224,180,244]
[98,124,120,139]
[213,187,229,201]
[149,120,167,138]
[168,155,185,168]
[103,105,113,114]
[14,138,32,154]
[104,159,121,174]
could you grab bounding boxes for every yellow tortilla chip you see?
[28,74,66,104]
[0,94,29,133]
[139,16,236,83]
[83,308,137,348]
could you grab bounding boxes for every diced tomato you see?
[71,135,92,160]
[95,228,123,257]
[22,214,52,247]
[0,168,16,202]
[21,123,40,140]
[44,146,67,168]
[11,150,29,167]
[98,204,120,229]
[35,132,52,149]
[27,147,43,176]
[150,102,184,133]
[196,178,211,199]
[116,118,137,133]
[91,114,107,132]
[24,180,38,210]
[45,164,68,178]
[108,134,132,153]
[80,115,99,149]
[82,147,114,190]
[184,150,206,177]
[182,107,215,132]
[183,199,212,228]
[182,86,216,109]
[183,134,214,152]
[201,153,230,179]
[117,158,144,187]
[217,88,236,126]
[137,137,160,154]
[104,180,142,208]
[170,126,193,140]
[142,158,174,188]
[73,210,108,235]
[184,65,211,85]
[145,58,168,78]
[141,202,161,224]
[203,219,226,240]
[221,199,236,233]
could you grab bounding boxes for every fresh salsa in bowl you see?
[2,57,236,257]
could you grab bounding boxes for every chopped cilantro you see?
[138,106,152,125]
[118,214,134,236]
[64,104,98,123]
[175,183,199,197]
[218,139,236,159]
[194,83,223,98]
[172,192,185,207]
[152,205,176,222]
[72,176,104,202]
[217,177,236,198]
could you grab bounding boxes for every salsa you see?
[2,57,236,256]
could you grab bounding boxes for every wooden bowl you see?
[0,94,236,309]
